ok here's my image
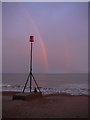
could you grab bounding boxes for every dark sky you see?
[2,2,88,73]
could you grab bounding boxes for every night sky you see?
[2,2,88,73]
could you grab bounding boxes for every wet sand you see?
[2,91,88,118]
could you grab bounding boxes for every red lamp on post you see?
[23,35,41,93]
[30,36,34,42]
[29,36,34,92]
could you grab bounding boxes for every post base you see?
[12,92,42,101]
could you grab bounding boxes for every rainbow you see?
[23,6,48,72]
[30,17,48,71]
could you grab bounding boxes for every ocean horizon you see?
[2,73,88,95]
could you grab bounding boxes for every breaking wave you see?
[2,84,88,95]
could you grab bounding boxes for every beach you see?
[2,91,88,118]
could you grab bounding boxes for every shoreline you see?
[2,91,88,118]
[2,91,88,96]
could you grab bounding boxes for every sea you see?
[1,73,88,95]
